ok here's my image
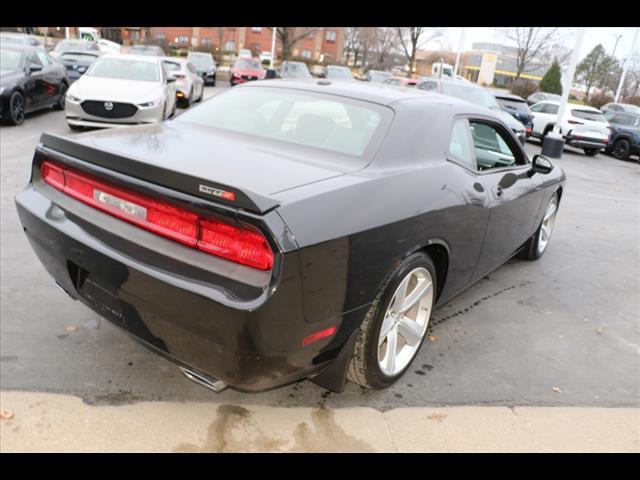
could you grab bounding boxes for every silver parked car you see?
[162,57,204,107]
[51,39,101,60]
[325,65,355,81]
[0,32,45,50]
[186,52,217,86]
[65,53,177,130]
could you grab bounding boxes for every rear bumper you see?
[564,134,608,149]
[15,184,356,392]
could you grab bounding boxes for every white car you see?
[530,101,611,156]
[238,49,252,58]
[65,53,177,130]
[259,51,272,63]
[97,39,122,54]
[162,57,204,107]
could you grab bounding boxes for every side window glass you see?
[447,118,475,170]
[530,103,545,113]
[469,121,521,171]
[28,52,43,68]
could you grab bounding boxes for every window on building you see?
[225,40,236,52]
[178,36,189,46]
[251,27,262,33]
[130,30,140,41]
[325,30,336,42]
[202,37,212,46]
[155,33,165,42]
[302,49,312,58]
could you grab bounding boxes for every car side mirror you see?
[167,75,176,83]
[29,64,42,73]
[531,154,554,175]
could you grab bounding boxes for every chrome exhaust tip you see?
[179,366,227,393]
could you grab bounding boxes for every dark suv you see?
[604,111,640,161]
[494,93,534,137]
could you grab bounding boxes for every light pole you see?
[615,28,639,102]
[270,27,277,69]
[543,27,586,159]
[453,28,466,79]
[603,34,623,93]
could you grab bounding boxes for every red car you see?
[383,76,418,87]
[230,57,265,87]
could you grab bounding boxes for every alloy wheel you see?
[377,267,434,376]
[11,93,25,125]
[613,139,630,160]
[537,196,558,254]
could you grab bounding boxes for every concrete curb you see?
[1,392,638,452]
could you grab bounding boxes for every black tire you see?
[611,138,631,160]
[583,148,599,157]
[519,192,559,261]
[211,74,216,87]
[196,85,204,102]
[3,91,25,126]
[185,88,193,108]
[53,82,67,110]
[348,252,437,389]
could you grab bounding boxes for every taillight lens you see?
[41,161,274,270]
[567,119,584,124]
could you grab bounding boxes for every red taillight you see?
[567,120,584,124]
[41,161,274,270]
[302,326,337,346]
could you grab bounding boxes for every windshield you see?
[85,58,160,82]
[327,66,353,80]
[284,62,311,77]
[0,36,25,46]
[1,49,23,70]
[55,40,97,53]
[235,58,261,70]
[176,87,386,159]
[442,84,500,110]
[571,109,608,123]
[368,71,392,83]
[188,54,214,68]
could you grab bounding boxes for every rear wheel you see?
[583,148,600,157]
[611,138,631,160]
[211,74,216,87]
[519,192,559,260]
[186,87,193,108]
[348,252,436,389]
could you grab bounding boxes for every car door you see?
[530,102,557,135]
[24,51,46,109]
[35,51,61,104]
[468,118,545,278]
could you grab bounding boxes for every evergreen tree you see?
[539,60,563,95]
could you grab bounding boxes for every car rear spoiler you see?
[37,133,280,215]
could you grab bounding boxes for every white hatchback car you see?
[162,57,204,107]
[530,101,611,156]
[65,53,177,130]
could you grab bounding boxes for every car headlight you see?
[66,93,82,102]
[138,98,163,108]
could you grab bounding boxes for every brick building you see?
[149,27,345,63]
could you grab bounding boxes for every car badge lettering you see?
[199,184,236,201]
[104,102,114,111]
[93,189,147,219]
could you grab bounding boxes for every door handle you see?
[492,185,504,198]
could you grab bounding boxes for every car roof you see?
[494,93,526,101]
[188,51,212,56]
[1,44,40,53]
[234,78,485,109]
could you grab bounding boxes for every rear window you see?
[441,83,500,110]
[59,52,99,63]
[571,109,608,123]
[496,97,531,114]
[175,87,389,159]
[1,48,23,70]
[235,58,261,70]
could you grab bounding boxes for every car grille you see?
[241,75,257,80]
[81,101,138,119]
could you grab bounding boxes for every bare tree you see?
[373,28,399,69]
[268,27,317,61]
[497,28,567,80]
[215,27,226,64]
[343,27,362,66]
[396,27,443,74]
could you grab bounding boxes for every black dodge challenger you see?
[15,80,565,393]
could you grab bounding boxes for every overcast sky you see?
[423,27,639,62]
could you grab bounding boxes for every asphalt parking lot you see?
[1,84,639,412]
